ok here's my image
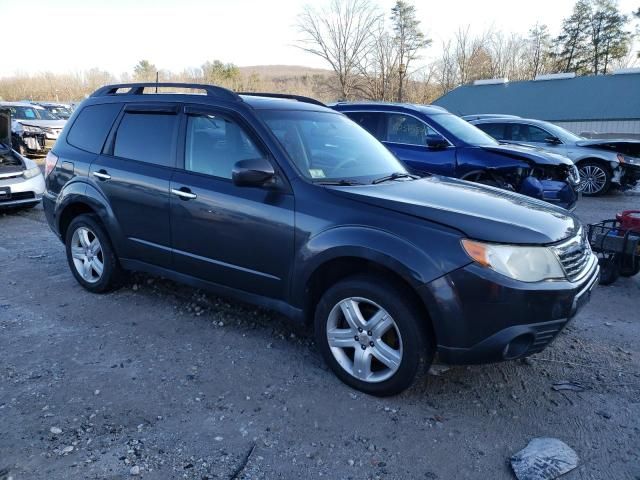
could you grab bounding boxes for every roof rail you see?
[237,92,325,107]
[90,83,241,102]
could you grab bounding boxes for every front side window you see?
[113,112,178,167]
[258,109,407,182]
[385,113,439,145]
[526,125,553,143]
[185,113,264,179]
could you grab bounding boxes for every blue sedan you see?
[331,103,580,210]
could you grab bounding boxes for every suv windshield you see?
[8,106,58,121]
[258,109,408,183]
[46,106,72,119]
[432,113,499,146]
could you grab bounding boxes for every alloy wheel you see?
[326,297,403,383]
[70,226,104,283]
[579,165,607,195]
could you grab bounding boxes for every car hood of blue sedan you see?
[482,143,574,167]
[328,175,580,245]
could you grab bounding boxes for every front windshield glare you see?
[433,113,499,146]
[258,110,407,182]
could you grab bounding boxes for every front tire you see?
[578,161,611,196]
[65,214,122,293]
[314,275,433,396]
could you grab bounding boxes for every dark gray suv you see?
[43,83,599,396]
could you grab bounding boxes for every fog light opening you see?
[503,334,534,360]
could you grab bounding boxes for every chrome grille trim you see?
[551,229,594,282]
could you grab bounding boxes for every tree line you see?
[297,0,639,102]
[0,0,637,104]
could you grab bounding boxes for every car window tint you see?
[343,112,383,138]
[185,113,263,179]
[508,124,529,142]
[527,125,552,142]
[67,103,122,154]
[385,113,436,145]
[113,112,178,166]
[476,123,507,140]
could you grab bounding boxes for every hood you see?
[328,176,580,244]
[482,143,574,167]
[0,108,10,147]
[575,139,640,157]
[13,118,66,129]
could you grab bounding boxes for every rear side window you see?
[113,112,178,167]
[343,112,383,139]
[476,123,507,140]
[66,103,121,153]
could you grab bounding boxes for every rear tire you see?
[314,275,433,396]
[578,161,611,196]
[65,214,123,293]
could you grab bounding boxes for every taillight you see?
[45,151,59,177]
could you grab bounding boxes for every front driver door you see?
[381,113,456,177]
[169,106,295,300]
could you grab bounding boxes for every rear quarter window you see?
[67,103,122,153]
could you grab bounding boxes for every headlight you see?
[23,166,41,179]
[16,123,44,134]
[618,153,640,166]
[461,239,565,282]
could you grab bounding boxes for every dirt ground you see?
[1,193,638,480]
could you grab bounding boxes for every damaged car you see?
[0,107,45,210]
[0,101,67,155]
[468,116,640,196]
[332,103,580,210]
[33,101,74,120]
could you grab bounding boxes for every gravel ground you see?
[0,193,639,480]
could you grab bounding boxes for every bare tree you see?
[357,20,399,100]
[296,0,381,99]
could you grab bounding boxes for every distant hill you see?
[238,65,333,78]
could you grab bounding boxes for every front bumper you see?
[620,163,640,189]
[420,254,599,364]
[13,132,48,154]
[540,179,578,210]
[0,172,45,208]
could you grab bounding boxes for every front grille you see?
[0,191,35,203]
[552,230,592,281]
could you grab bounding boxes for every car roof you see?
[332,102,449,115]
[472,117,551,126]
[0,101,44,108]
[239,95,332,112]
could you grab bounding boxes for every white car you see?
[0,101,67,155]
[0,107,45,210]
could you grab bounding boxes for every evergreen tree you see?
[133,60,157,82]
[552,0,592,73]
[390,1,430,101]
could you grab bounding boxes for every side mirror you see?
[232,158,276,187]
[545,136,561,145]
[426,135,448,149]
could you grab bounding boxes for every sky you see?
[0,0,638,77]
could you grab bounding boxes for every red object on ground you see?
[616,210,640,232]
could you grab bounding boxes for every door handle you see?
[92,170,111,180]
[171,188,197,200]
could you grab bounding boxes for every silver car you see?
[0,101,67,155]
[0,108,45,210]
[468,116,640,196]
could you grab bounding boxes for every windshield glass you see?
[431,113,499,146]
[8,106,58,121]
[46,106,72,119]
[540,122,583,143]
[258,110,408,182]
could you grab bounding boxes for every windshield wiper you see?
[315,179,364,186]
[371,172,419,184]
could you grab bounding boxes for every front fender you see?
[291,225,466,303]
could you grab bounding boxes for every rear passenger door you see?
[381,113,456,176]
[169,105,295,300]
[89,103,179,268]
